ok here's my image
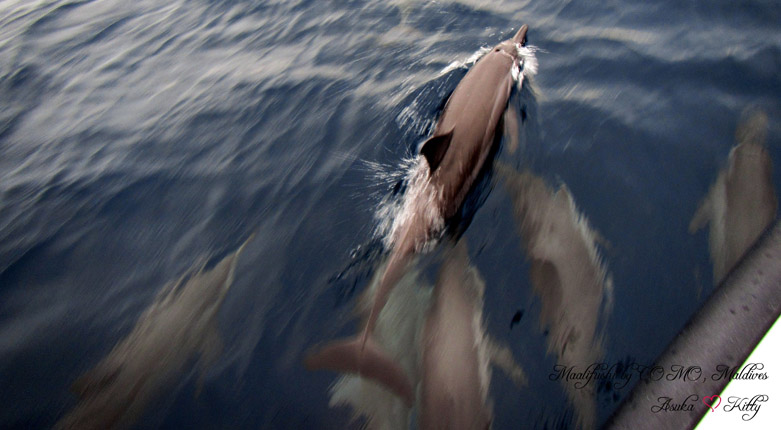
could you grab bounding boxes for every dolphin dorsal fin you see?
[420,128,454,173]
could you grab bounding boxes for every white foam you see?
[515,43,539,89]
[374,158,444,252]
[516,44,539,77]
[438,46,492,75]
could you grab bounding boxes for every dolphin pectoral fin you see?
[420,128,454,173]
[71,360,121,396]
[484,335,528,388]
[503,105,521,155]
[304,336,414,407]
[689,195,713,234]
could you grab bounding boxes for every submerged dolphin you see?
[306,25,531,405]
[607,221,781,430]
[327,266,430,429]
[498,163,612,430]
[56,235,253,430]
[325,244,526,429]
[420,242,526,430]
[689,109,777,284]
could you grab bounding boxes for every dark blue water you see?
[1,0,779,428]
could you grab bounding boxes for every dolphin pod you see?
[56,235,253,430]
[305,25,531,405]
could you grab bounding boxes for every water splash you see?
[438,46,492,75]
[438,43,538,88]
[371,158,444,253]
[514,44,539,88]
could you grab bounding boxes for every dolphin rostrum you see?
[306,25,531,405]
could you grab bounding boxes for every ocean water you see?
[0,0,779,429]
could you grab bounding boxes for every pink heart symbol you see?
[703,395,721,412]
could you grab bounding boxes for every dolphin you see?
[497,163,612,430]
[689,109,777,284]
[607,110,778,429]
[606,221,781,430]
[327,266,430,429]
[306,25,531,405]
[420,242,527,430]
[55,235,253,430]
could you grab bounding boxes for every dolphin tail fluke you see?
[304,336,414,407]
